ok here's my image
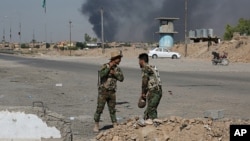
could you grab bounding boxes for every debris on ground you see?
[93,116,250,141]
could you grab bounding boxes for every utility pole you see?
[32,29,35,50]
[3,25,5,43]
[2,16,6,44]
[184,0,188,57]
[19,22,21,47]
[101,8,104,54]
[50,32,52,44]
[153,33,155,42]
[69,20,72,56]
[9,22,12,47]
[45,24,47,43]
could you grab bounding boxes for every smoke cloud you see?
[81,0,250,42]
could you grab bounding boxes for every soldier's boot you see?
[113,122,118,128]
[145,119,153,125]
[93,122,99,132]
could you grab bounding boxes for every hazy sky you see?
[0,0,94,43]
[1,0,249,43]
[82,0,250,42]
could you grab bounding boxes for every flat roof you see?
[155,17,179,20]
[155,31,178,34]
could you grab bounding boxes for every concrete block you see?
[204,109,224,120]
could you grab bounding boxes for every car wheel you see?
[152,54,158,59]
[212,61,218,65]
[221,58,229,66]
[172,55,177,59]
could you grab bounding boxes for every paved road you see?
[1,53,249,96]
[1,53,250,140]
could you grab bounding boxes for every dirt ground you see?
[17,34,250,64]
[95,116,250,141]
[1,53,250,141]
[1,36,250,140]
[172,35,250,63]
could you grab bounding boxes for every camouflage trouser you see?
[144,87,162,120]
[94,88,117,123]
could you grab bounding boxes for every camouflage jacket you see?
[141,64,161,94]
[99,63,124,91]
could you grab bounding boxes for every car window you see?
[155,48,160,51]
[163,49,168,52]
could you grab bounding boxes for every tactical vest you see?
[147,65,162,90]
[100,64,118,91]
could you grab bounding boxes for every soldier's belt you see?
[99,87,116,93]
[149,85,162,91]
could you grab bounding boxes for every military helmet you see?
[110,50,123,60]
[138,97,146,108]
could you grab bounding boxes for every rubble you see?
[0,106,72,141]
[93,116,250,141]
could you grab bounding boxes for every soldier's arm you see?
[141,69,149,94]
[99,64,110,78]
[113,67,124,82]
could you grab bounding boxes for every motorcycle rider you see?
[212,51,220,59]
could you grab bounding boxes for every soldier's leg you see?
[107,91,117,123]
[94,91,107,122]
[144,89,162,119]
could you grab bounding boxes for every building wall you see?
[159,22,174,33]
[159,34,174,48]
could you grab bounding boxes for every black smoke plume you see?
[81,0,250,42]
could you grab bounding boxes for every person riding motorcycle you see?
[211,51,229,66]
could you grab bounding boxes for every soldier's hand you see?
[141,93,146,99]
[109,62,115,68]
[110,69,115,75]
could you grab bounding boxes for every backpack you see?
[148,65,162,90]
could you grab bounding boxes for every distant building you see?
[56,41,76,48]
[86,42,101,48]
[155,17,179,49]
[189,28,220,43]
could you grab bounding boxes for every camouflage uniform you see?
[94,63,124,123]
[141,64,162,120]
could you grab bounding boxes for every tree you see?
[46,43,50,48]
[76,42,85,49]
[21,44,29,48]
[84,33,98,43]
[235,18,250,35]
[223,18,250,40]
[84,33,92,42]
[223,25,234,40]
[92,38,98,43]
[30,39,36,43]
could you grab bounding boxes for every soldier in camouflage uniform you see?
[138,53,162,122]
[93,50,124,132]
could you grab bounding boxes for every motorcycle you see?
[211,51,229,66]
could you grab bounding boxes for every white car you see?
[148,48,181,59]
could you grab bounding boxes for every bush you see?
[224,18,250,40]
[124,42,131,47]
[21,44,30,49]
[46,43,50,48]
[69,47,78,50]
